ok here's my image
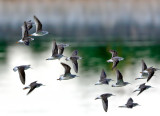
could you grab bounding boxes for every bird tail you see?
[119,105,126,108]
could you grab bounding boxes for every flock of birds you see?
[12,15,159,112]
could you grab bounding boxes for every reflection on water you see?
[0,40,160,116]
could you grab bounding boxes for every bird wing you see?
[58,45,64,55]
[61,63,71,75]
[100,69,107,81]
[109,50,118,57]
[52,41,58,56]
[126,98,133,105]
[102,98,108,112]
[34,15,42,32]
[112,58,119,70]
[70,57,78,73]
[27,85,36,95]
[137,87,145,95]
[17,66,25,85]
[142,59,147,71]
[21,21,29,38]
[26,20,33,30]
[72,50,78,57]
[116,69,124,83]
[147,69,155,82]
[30,81,37,86]
[139,83,146,89]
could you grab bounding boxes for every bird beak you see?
[16,42,19,43]
[23,87,29,90]
[29,34,32,36]
[140,72,142,73]
[57,78,61,81]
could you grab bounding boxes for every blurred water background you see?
[0,0,160,116]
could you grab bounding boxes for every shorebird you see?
[65,50,82,73]
[46,40,65,60]
[23,81,44,95]
[57,62,78,80]
[16,21,34,46]
[119,98,139,108]
[95,93,115,112]
[135,59,148,80]
[133,83,152,96]
[107,50,124,70]
[112,69,130,87]
[13,65,31,85]
[95,69,113,85]
[30,15,48,36]
[141,67,159,82]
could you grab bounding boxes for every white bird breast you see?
[107,59,113,62]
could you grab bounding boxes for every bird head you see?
[23,86,30,90]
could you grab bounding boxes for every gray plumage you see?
[133,83,152,96]
[46,40,64,60]
[95,69,113,85]
[17,21,34,46]
[107,50,124,70]
[23,81,44,95]
[26,20,34,30]
[112,69,130,87]
[65,50,82,73]
[135,59,148,80]
[119,98,139,108]
[30,15,48,36]
[95,93,114,112]
[57,62,78,80]
[13,65,31,85]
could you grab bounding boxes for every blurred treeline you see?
[0,0,160,41]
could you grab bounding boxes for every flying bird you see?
[141,67,159,82]
[119,98,139,108]
[13,65,31,85]
[65,50,82,73]
[95,93,115,112]
[135,59,148,80]
[23,81,44,95]
[112,69,130,87]
[107,50,124,70]
[57,62,78,80]
[30,15,48,36]
[95,69,113,85]
[16,21,34,46]
[133,83,152,96]
[46,40,65,60]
